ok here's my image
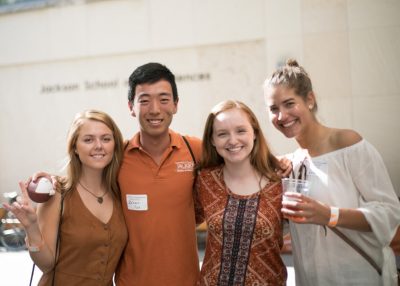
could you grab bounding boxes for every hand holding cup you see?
[281,178,310,223]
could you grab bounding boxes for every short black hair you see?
[128,62,178,103]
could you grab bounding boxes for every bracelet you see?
[328,206,340,227]
[25,236,44,252]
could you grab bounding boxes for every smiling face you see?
[75,120,115,171]
[265,86,315,139]
[129,79,178,141]
[211,108,255,166]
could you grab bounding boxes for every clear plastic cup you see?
[281,178,310,201]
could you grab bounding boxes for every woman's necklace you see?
[78,182,108,204]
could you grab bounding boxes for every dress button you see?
[104,225,108,230]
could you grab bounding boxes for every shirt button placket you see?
[100,223,111,281]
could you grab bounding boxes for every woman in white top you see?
[264,59,400,286]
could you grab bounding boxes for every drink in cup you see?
[281,178,310,201]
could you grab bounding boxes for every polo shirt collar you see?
[126,129,183,151]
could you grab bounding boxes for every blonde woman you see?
[4,110,127,285]
[264,59,400,286]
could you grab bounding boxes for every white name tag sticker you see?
[126,194,148,211]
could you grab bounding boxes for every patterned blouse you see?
[195,166,287,286]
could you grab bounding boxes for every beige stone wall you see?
[265,0,400,194]
[0,0,399,196]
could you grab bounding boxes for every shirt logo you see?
[176,161,194,172]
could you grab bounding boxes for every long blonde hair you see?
[60,110,124,199]
[199,100,280,182]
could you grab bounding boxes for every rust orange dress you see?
[195,166,287,286]
[38,189,127,286]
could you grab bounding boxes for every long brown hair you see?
[199,100,280,181]
[60,110,124,199]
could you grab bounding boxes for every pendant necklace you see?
[78,182,108,204]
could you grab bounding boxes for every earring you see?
[308,105,313,110]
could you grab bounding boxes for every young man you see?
[30,63,291,285]
[115,63,202,286]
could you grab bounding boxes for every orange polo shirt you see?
[116,130,202,286]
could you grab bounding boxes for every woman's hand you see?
[277,158,292,178]
[282,192,330,225]
[30,172,59,191]
[3,182,38,230]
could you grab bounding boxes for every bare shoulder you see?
[330,128,363,149]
